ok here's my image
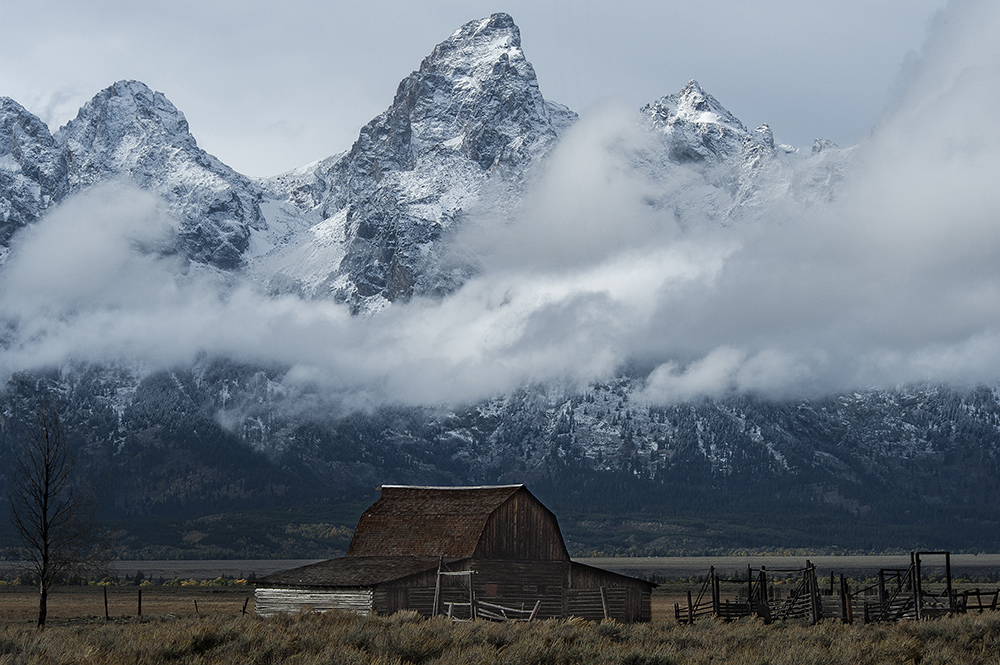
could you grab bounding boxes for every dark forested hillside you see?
[2,363,999,558]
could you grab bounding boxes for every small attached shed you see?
[256,484,655,621]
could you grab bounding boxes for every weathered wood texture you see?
[473,490,569,560]
[255,588,373,617]
[565,587,647,622]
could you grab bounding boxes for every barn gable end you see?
[474,487,569,560]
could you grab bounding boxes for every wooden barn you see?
[256,484,655,622]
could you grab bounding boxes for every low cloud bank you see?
[2,1,1000,408]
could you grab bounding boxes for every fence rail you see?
[675,551,1000,626]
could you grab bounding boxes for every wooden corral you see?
[675,551,1000,625]
[257,485,655,622]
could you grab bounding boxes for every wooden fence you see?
[675,551,1000,625]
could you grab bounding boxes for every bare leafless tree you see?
[8,406,107,628]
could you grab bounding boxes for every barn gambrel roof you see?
[346,485,557,558]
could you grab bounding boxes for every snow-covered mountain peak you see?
[432,12,524,75]
[641,80,751,164]
[253,13,576,311]
[653,80,746,133]
[53,80,264,269]
[811,138,840,155]
[351,12,561,173]
[752,124,775,149]
[56,80,195,172]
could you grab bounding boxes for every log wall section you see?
[255,588,373,616]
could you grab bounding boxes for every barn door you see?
[384,587,408,614]
[624,588,641,622]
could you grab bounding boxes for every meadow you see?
[1,556,999,663]
[2,605,1000,664]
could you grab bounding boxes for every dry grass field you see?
[0,586,253,626]
[0,585,999,663]
[0,555,997,663]
[0,604,999,664]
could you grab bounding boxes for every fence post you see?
[686,590,694,625]
[432,557,442,617]
[807,561,820,625]
[242,597,249,615]
[877,569,887,620]
[104,586,109,621]
[138,588,142,618]
[711,567,720,616]
[840,575,848,624]
[945,552,954,612]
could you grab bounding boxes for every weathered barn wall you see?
[255,588,374,616]
[474,490,569,560]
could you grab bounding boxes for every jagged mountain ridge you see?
[249,13,578,311]
[0,97,67,252]
[5,13,993,554]
[56,81,265,269]
[1,14,846,305]
[1,81,264,269]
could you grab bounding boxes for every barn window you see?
[484,583,498,597]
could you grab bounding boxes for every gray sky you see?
[2,0,947,177]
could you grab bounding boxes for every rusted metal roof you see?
[258,555,459,588]
[346,484,525,558]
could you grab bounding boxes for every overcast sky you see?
[2,0,948,177]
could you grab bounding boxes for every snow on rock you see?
[0,97,66,246]
[55,80,264,269]
[254,13,578,312]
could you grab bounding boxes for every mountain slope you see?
[251,13,577,312]
[1,14,991,557]
[55,80,265,269]
[0,98,66,251]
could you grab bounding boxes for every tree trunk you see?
[38,579,48,629]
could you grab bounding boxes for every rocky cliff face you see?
[253,13,577,312]
[55,80,264,269]
[0,98,66,251]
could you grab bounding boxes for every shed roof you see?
[258,555,455,588]
[346,484,526,558]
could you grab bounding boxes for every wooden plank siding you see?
[255,588,373,616]
[471,559,569,619]
[473,490,569,560]
[565,588,648,622]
